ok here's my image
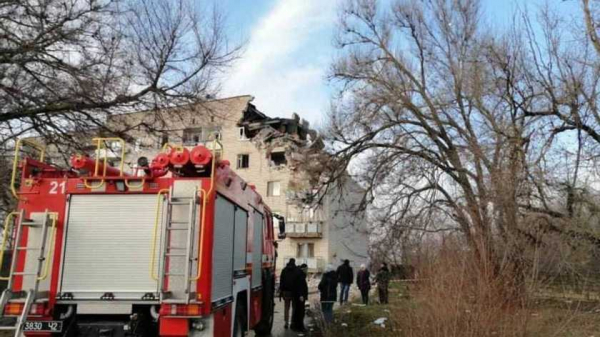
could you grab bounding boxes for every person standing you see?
[291,263,308,332]
[356,264,371,305]
[279,258,297,329]
[336,259,353,305]
[375,262,391,304]
[318,264,338,324]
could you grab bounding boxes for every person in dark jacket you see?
[356,264,371,305]
[291,263,308,332]
[318,264,338,324]
[336,259,353,305]
[279,258,297,329]
[375,262,391,304]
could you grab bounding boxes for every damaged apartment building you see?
[53,95,370,272]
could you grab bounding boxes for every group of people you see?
[356,262,391,305]
[280,258,392,329]
[318,260,391,322]
[323,259,391,303]
[279,258,309,332]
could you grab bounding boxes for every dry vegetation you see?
[315,243,600,337]
[311,0,600,334]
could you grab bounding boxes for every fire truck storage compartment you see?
[60,194,164,300]
[251,210,264,288]
[212,194,247,303]
[233,207,248,273]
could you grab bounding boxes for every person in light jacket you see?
[318,264,338,324]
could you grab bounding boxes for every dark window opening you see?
[183,128,203,145]
[160,133,169,148]
[237,154,249,169]
[270,152,287,167]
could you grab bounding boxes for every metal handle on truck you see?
[151,189,170,281]
[83,137,126,189]
[11,139,46,200]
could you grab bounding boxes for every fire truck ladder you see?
[159,187,198,303]
[0,210,56,336]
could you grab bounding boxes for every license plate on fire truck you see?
[23,320,63,332]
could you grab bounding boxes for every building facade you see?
[44,95,370,272]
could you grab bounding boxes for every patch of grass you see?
[316,282,600,337]
[524,299,600,337]
[313,282,409,337]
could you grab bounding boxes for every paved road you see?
[249,293,319,337]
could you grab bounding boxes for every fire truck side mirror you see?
[274,214,286,239]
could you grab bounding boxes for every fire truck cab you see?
[0,138,278,337]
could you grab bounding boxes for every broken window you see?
[269,151,287,167]
[237,154,249,169]
[267,181,281,197]
[238,127,248,140]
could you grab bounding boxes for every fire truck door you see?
[59,194,164,300]
[212,195,235,304]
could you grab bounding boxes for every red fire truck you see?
[0,138,279,336]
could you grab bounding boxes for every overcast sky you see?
[216,0,580,127]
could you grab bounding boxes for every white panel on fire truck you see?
[233,208,248,272]
[251,210,263,288]
[60,194,165,299]
[22,212,55,293]
[212,194,235,303]
[172,180,201,198]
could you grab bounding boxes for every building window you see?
[214,130,222,141]
[297,243,314,258]
[267,181,281,197]
[183,128,203,145]
[156,133,169,149]
[238,127,248,140]
[237,154,249,169]
[269,151,287,167]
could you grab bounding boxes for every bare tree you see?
[322,0,581,282]
[321,0,600,290]
[0,0,239,149]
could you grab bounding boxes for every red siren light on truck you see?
[151,153,170,169]
[169,148,190,167]
[190,146,212,166]
[70,155,125,177]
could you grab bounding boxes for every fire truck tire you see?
[253,272,275,336]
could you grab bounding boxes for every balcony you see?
[283,257,326,272]
[285,221,323,238]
